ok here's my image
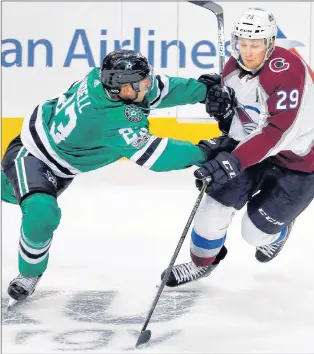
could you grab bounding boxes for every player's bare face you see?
[120,77,152,103]
[238,39,267,70]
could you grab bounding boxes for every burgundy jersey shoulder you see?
[259,46,306,96]
[222,56,239,81]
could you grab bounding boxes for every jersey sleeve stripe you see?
[135,138,162,166]
[149,75,162,105]
[150,75,163,106]
[129,136,158,162]
[142,137,168,168]
[129,136,168,168]
[150,75,170,108]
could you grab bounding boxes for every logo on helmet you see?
[269,57,290,73]
[125,61,133,70]
[124,105,143,123]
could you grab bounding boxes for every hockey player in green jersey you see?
[2,49,236,306]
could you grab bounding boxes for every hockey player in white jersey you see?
[162,8,314,287]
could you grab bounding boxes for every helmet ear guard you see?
[131,82,141,93]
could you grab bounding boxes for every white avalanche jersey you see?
[224,46,314,173]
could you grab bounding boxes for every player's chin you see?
[244,61,258,70]
[134,95,145,103]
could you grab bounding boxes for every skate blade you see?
[155,283,198,292]
[7,297,18,310]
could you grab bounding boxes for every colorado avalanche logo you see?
[269,57,290,73]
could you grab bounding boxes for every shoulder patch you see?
[124,105,143,123]
[269,57,290,73]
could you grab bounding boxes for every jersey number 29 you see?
[276,90,299,110]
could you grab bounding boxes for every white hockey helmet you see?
[231,8,278,72]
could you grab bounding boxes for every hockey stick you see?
[189,1,225,76]
[135,178,211,348]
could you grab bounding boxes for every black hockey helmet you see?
[100,49,151,94]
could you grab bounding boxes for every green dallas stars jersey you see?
[20,67,208,178]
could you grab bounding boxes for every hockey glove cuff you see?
[194,152,243,194]
[197,136,239,161]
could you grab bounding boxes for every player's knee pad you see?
[21,193,61,243]
[194,195,236,238]
[241,211,281,247]
[191,196,235,266]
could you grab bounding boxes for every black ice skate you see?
[255,220,295,263]
[7,274,42,309]
[161,245,227,287]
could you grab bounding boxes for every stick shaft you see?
[139,180,209,332]
[189,1,225,75]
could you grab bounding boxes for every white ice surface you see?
[2,161,314,353]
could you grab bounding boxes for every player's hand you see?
[198,73,221,88]
[198,74,221,103]
[194,152,242,194]
[205,84,237,119]
[197,136,239,160]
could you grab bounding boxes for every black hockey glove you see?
[205,84,237,134]
[194,151,243,194]
[197,136,239,161]
[198,73,222,104]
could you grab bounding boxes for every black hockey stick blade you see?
[135,329,151,348]
[189,1,223,16]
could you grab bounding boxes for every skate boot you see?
[161,245,227,287]
[7,273,42,308]
[255,220,295,263]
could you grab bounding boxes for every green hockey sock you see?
[18,193,61,276]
